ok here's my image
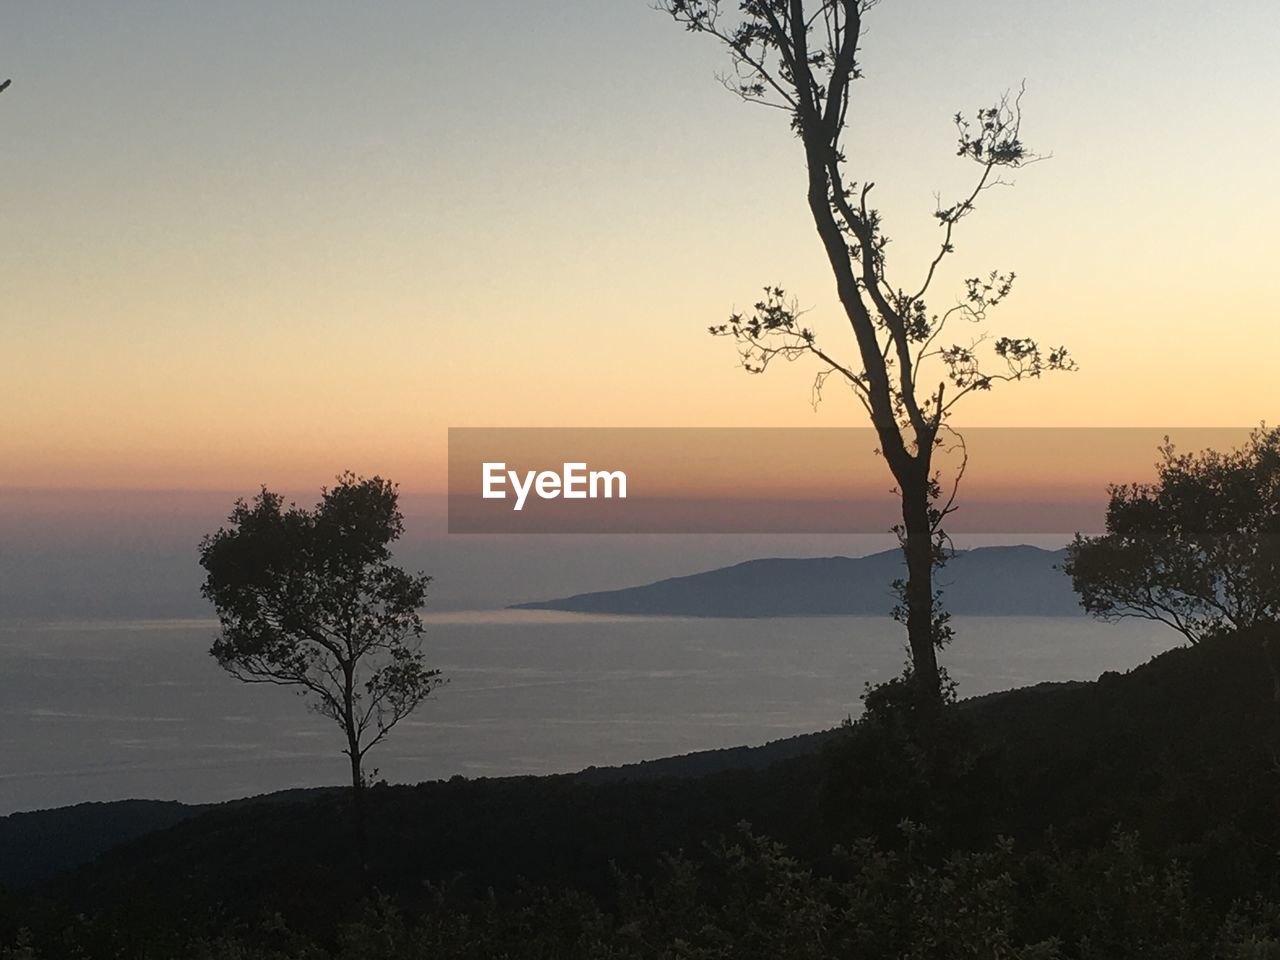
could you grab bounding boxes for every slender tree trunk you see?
[899,469,941,713]
[341,659,364,794]
[345,724,369,880]
[791,34,946,717]
[341,661,368,867]
[348,738,363,793]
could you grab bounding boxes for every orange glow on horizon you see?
[3,5,1277,497]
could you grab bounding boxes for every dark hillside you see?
[26,633,1280,940]
[0,734,832,892]
[0,800,204,889]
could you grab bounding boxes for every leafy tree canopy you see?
[1065,427,1280,645]
[199,473,440,790]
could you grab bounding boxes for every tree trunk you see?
[792,40,944,717]
[341,658,363,795]
[899,469,942,714]
[341,660,367,862]
[346,730,369,877]
[348,740,363,793]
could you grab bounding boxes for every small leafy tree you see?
[1065,427,1280,695]
[660,1,1074,712]
[199,473,442,795]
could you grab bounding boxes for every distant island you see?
[511,544,1082,618]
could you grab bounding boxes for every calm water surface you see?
[0,612,1177,813]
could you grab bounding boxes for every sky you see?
[2,0,1277,498]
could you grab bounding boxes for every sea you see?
[0,612,1177,815]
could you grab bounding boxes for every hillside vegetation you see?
[3,631,1279,957]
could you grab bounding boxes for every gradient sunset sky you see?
[3,0,1277,497]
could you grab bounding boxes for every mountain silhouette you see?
[512,545,1080,617]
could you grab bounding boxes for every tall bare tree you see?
[661,1,1074,713]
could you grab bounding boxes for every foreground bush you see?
[9,826,1266,960]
